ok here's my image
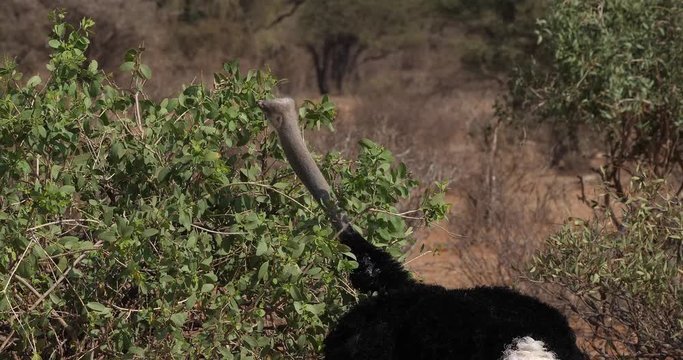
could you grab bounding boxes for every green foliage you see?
[0,13,447,359]
[529,174,682,358]
[509,1,683,183]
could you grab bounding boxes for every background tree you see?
[296,0,430,94]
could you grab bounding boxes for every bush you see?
[0,13,447,358]
[508,1,683,188]
[529,174,682,358]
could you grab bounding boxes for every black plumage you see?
[326,227,585,360]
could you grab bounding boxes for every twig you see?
[404,250,433,265]
[486,117,502,226]
[577,175,589,206]
[368,208,424,220]
[35,155,40,179]
[431,223,465,239]
[134,91,144,138]
[2,242,32,294]
[28,218,102,232]
[265,0,306,29]
[112,110,135,137]
[223,181,313,214]
[190,224,247,236]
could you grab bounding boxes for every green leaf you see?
[119,61,135,72]
[59,185,75,194]
[257,261,269,281]
[36,126,47,139]
[53,23,65,37]
[160,275,175,284]
[26,75,42,88]
[48,39,61,49]
[186,294,197,309]
[110,142,125,160]
[139,64,152,79]
[204,151,221,161]
[98,231,116,242]
[128,347,145,356]
[170,312,187,327]
[143,228,159,238]
[88,60,98,74]
[157,167,172,182]
[86,302,112,315]
[178,210,191,231]
[255,239,268,256]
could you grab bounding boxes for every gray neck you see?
[274,103,349,230]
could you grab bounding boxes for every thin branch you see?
[368,208,424,220]
[265,0,306,29]
[577,175,588,205]
[404,250,433,265]
[31,241,103,312]
[190,223,247,236]
[223,181,313,214]
[358,49,394,65]
[431,223,466,239]
[2,241,32,294]
[134,91,144,139]
[27,219,102,232]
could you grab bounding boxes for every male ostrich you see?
[258,98,587,360]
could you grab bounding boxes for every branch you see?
[266,0,306,29]
[359,49,394,65]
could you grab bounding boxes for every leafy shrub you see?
[508,1,683,189]
[0,12,447,359]
[529,174,682,358]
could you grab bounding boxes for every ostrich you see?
[258,98,587,360]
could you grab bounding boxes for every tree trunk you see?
[307,33,361,95]
[307,44,330,94]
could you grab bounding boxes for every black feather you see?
[327,227,588,360]
[338,227,414,293]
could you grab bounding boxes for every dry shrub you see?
[529,174,683,359]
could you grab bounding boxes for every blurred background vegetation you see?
[0,0,681,358]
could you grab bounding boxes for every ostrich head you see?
[258,98,298,132]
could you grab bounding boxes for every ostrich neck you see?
[276,110,348,230]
